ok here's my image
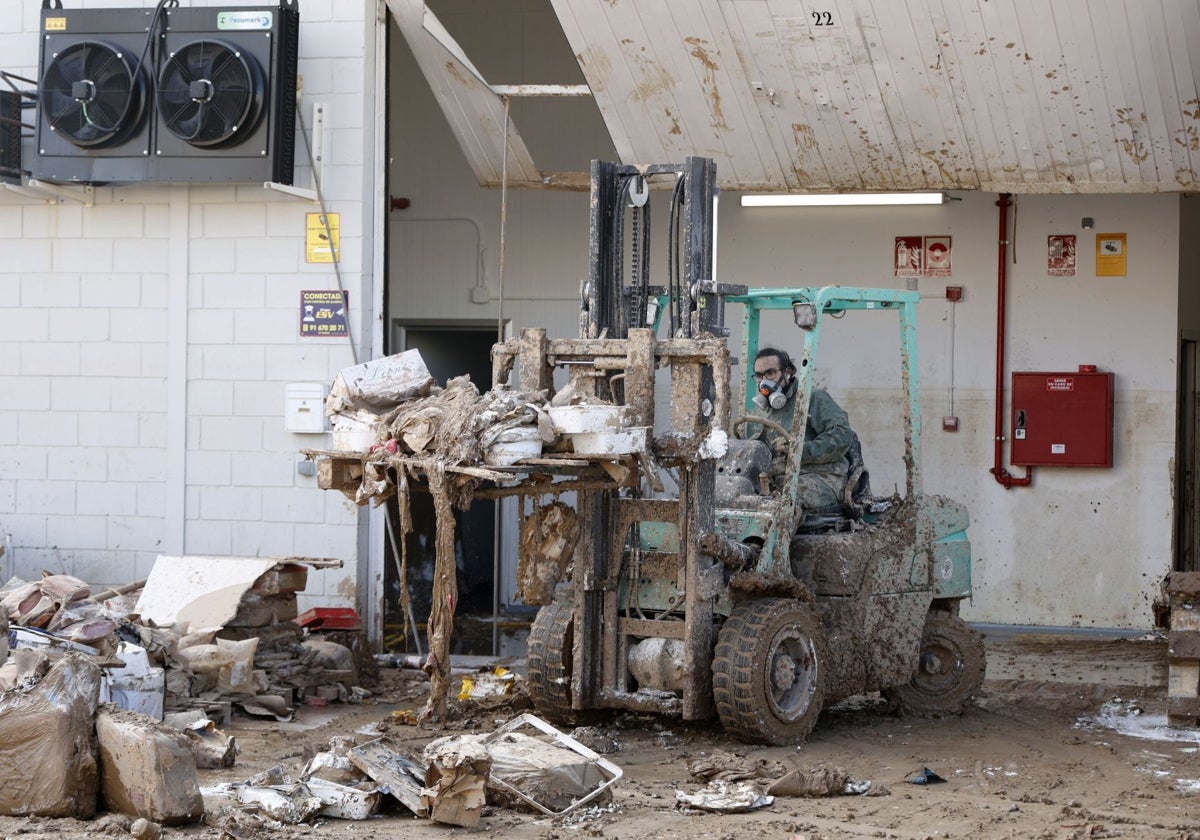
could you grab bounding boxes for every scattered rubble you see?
[0,554,377,822]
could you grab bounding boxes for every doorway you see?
[1178,335,1200,574]
[384,321,505,655]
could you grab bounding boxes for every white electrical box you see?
[285,382,327,434]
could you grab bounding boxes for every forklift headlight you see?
[792,302,817,330]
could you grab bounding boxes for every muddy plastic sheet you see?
[0,653,102,818]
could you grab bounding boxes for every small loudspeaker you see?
[0,90,21,184]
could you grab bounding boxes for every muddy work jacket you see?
[748,382,854,507]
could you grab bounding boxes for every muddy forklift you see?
[500,158,985,746]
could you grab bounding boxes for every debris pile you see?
[315,350,641,724]
[0,554,370,820]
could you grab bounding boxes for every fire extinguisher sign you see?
[894,236,951,277]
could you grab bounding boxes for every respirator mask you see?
[753,375,789,410]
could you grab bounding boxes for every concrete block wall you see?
[0,1,375,615]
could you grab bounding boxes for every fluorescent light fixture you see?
[741,192,946,207]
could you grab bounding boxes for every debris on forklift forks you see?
[301,157,985,744]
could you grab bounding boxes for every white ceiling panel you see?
[549,0,1200,193]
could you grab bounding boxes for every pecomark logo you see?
[216,11,274,30]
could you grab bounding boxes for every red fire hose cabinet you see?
[1010,369,1114,468]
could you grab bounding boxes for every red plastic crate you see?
[294,607,362,630]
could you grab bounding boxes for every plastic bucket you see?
[484,425,543,465]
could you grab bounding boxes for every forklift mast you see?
[581,156,734,341]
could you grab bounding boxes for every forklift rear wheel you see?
[713,597,826,746]
[526,594,578,724]
[883,610,986,715]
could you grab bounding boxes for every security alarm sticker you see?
[306,213,340,263]
[217,11,274,29]
[1096,233,1126,277]
[300,291,349,338]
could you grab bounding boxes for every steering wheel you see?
[731,415,792,449]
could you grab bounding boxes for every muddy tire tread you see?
[883,609,986,716]
[712,597,826,746]
[525,595,577,724]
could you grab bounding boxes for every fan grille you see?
[157,40,265,148]
[40,40,145,148]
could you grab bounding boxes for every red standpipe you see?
[991,192,1032,489]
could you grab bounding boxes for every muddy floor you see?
[2,631,1198,840]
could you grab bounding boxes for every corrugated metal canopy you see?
[547,0,1200,193]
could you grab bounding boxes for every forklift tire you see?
[712,597,826,746]
[525,594,578,724]
[882,610,986,716]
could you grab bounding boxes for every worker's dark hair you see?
[755,346,796,375]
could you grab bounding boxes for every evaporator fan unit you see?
[32,6,155,183]
[150,2,298,184]
[40,40,146,148]
[31,2,298,185]
[156,39,265,148]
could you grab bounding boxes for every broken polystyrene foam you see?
[112,642,152,676]
[347,737,428,817]
[227,783,323,824]
[327,349,436,413]
[305,778,381,820]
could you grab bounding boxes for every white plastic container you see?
[546,404,625,434]
[333,429,376,452]
[570,426,649,456]
[484,426,542,466]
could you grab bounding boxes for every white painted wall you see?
[0,0,375,615]
[389,0,1184,629]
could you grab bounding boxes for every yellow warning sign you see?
[45,17,67,31]
[1095,233,1126,277]
[306,213,340,263]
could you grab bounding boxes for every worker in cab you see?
[748,347,855,510]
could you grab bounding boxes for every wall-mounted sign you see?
[1095,233,1126,277]
[1048,234,1076,276]
[924,236,952,277]
[300,290,349,337]
[306,212,340,263]
[894,236,923,277]
[894,236,951,277]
